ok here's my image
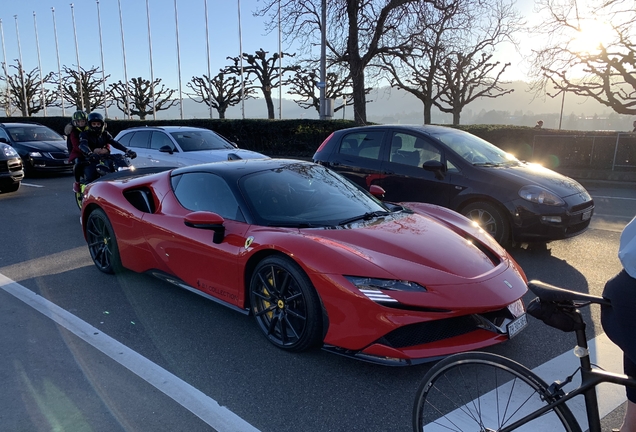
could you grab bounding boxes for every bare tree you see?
[53,65,110,113]
[287,64,370,114]
[436,52,513,125]
[0,85,14,116]
[109,77,177,120]
[256,0,440,125]
[225,49,299,119]
[0,60,55,117]
[529,0,636,114]
[186,72,256,119]
[379,0,521,124]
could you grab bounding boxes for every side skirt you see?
[148,270,250,315]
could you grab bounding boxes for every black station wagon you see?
[313,125,594,247]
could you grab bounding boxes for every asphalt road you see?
[0,173,634,432]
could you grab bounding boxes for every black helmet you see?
[72,110,87,127]
[87,112,105,134]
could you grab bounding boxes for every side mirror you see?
[369,184,386,199]
[422,160,446,180]
[159,145,175,154]
[184,211,225,244]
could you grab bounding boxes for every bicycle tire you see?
[413,351,582,432]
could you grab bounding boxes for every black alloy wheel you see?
[249,255,323,352]
[85,208,124,274]
[461,201,510,247]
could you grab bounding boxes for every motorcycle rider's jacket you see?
[79,130,129,156]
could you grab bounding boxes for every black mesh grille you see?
[0,160,7,174]
[49,152,68,160]
[377,315,479,348]
[571,200,594,214]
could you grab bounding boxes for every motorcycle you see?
[74,152,136,210]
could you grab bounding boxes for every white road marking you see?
[21,182,44,188]
[0,272,260,432]
[426,333,625,431]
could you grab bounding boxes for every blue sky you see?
[0,0,282,92]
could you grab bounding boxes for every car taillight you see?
[315,132,334,154]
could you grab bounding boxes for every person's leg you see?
[618,354,636,432]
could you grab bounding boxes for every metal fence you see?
[531,133,636,171]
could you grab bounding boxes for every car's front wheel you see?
[249,255,323,352]
[85,208,124,274]
[461,201,510,246]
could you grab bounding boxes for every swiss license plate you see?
[507,314,527,339]
[582,210,592,221]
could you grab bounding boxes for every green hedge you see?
[0,117,630,169]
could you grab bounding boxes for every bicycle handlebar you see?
[528,280,611,306]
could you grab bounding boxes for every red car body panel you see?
[81,166,528,365]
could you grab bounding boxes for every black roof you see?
[171,158,313,182]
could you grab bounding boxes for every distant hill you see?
[31,80,635,131]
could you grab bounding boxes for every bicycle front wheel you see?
[413,352,581,432]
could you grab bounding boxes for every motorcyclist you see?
[78,112,136,183]
[66,110,89,193]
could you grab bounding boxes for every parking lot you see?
[0,173,634,431]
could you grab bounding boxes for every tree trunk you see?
[263,88,275,119]
[453,110,460,125]
[423,99,433,125]
[347,1,366,125]
[350,65,366,125]
[218,108,226,119]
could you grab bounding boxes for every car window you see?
[0,128,10,142]
[128,131,151,149]
[430,129,518,165]
[150,131,175,151]
[6,126,64,142]
[170,130,234,152]
[240,163,387,226]
[338,131,384,160]
[388,132,439,167]
[116,132,133,147]
[172,172,243,221]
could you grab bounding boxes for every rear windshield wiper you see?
[338,211,391,226]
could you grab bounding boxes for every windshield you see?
[429,129,519,165]
[240,164,388,227]
[170,130,234,152]
[7,126,64,142]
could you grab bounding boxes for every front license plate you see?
[582,210,592,221]
[507,314,527,339]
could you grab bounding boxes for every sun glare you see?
[570,19,615,54]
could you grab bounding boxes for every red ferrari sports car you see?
[80,158,528,365]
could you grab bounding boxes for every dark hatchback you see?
[0,140,24,193]
[313,125,594,246]
[0,123,71,175]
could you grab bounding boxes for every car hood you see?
[304,213,504,281]
[17,141,67,152]
[180,148,268,162]
[485,162,588,198]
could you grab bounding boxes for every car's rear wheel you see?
[249,255,323,352]
[461,201,510,246]
[85,208,124,274]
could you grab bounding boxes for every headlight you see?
[345,276,427,292]
[1,144,17,157]
[518,185,564,206]
[29,151,43,158]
